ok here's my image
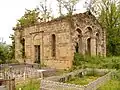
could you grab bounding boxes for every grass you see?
[73,53,120,70]
[16,79,40,90]
[98,70,120,90]
[98,79,120,90]
[66,76,99,85]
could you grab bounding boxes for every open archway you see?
[75,28,82,54]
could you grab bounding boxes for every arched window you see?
[76,28,82,34]
[87,38,91,55]
[21,38,25,58]
[76,28,82,54]
[52,34,56,57]
[96,33,99,55]
[86,27,92,56]
[87,27,92,33]
[86,27,92,37]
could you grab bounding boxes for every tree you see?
[95,0,120,56]
[9,34,15,59]
[57,0,79,15]
[37,0,53,22]
[56,0,63,16]
[16,9,39,28]
[0,43,10,64]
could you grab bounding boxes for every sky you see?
[0,0,90,44]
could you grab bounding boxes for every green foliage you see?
[16,9,39,28]
[73,53,120,70]
[9,34,15,59]
[98,79,120,90]
[0,36,17,64]
[16,79,40,90]
[0,43,10,63]
[98,70,120,90]
[73,53,103,69]
[96,0,120,56]
[73,53,85,66]
[66,75,99,85]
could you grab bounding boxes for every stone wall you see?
[40,69,113,90]
[14,12,106,69]
[70,14,106,56]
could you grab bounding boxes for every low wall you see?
[84,72,111,90]
[41,80,84,90]
[45,69,87,82]
[40,69,114,90]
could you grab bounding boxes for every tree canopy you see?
[96,0,120,56]
[16,9,39,28]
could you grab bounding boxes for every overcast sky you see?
[0,0,89,44]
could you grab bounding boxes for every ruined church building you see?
[14,12,106,69]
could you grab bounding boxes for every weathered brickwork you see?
[14,12,106,69]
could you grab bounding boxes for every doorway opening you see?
[34,45,40,63]
[75,42,79,53]
[96,33,99,55]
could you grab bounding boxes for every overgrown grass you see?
[73,53,120,70]
[98,79,120,90]
[16,79,40,90]
[66,70,103,85]
[66,76,99,85]
[97,70,120,90]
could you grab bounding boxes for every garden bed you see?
[65,69,104,85]
[41,69,113,90]
[66,75,100,85]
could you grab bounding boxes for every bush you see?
[73,53,120,70]
[73,53,85,66]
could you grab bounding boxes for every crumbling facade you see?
[14,12,106,69]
